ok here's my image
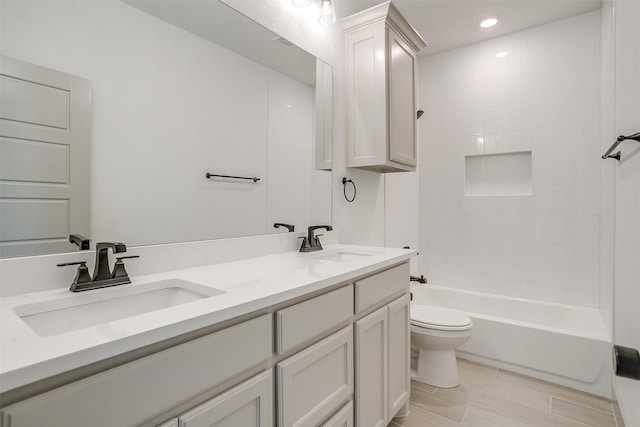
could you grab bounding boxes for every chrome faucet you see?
[299,225,333,252]
[57,242,139,292]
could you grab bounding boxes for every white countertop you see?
[0,244,415,394]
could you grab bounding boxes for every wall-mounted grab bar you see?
[205,173,260,183]
[602,132,640,160]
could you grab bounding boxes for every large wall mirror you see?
[0,0,332,258]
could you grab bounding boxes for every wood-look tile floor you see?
[390,359,626,427]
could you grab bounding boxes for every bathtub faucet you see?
[410,275,427,284]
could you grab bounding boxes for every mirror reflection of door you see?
[0,56,91,257]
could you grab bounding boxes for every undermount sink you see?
[313,251,374,262]
[13,279,225,337]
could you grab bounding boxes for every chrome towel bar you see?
[602,132,640,161]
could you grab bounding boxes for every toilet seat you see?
[411,305,472,331]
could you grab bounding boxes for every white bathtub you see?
[410,285,613,398]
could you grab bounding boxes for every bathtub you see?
[410,285,612,398]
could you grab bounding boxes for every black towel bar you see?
[602,132,640,160]
[205,173,260,182]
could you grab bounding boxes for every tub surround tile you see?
[409,10,604,308]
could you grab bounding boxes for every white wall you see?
[612,0,640,424]
[224,0,387,246]
[416,11,603,307]
[0,0,323,246]
[599,0,616,347]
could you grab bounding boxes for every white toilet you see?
[410,304,473,388]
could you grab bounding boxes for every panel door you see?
[387,27,417,167]
[0,55,91,257]
[388,294,411,418]
[277,326,353,427]
[179,371,273,427]
[355,306,388,427]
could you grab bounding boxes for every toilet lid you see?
[411,305,472,331]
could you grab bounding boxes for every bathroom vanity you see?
[0,245,414,427]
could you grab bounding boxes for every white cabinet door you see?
[387,28,417,168]
[320,401,354,427]
[355,306,388,427]
[277,326,353,427]
[342,3,425,173]
[387,294,411,418]
[179,371,273,427]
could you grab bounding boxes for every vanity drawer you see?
[276,285,353,354]
[277,325,353,427]
[355,263,408,313]
[0,314,273,427]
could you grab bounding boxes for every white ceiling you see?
[125,0,603,77]
[336,0,602,56]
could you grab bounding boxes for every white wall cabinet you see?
[355,294,410,427]
[343,1,426,173]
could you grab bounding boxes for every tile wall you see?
[416,11,603,307]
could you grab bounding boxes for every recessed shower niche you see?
[464,151,532,196]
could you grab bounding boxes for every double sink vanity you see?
[0,244,415,427]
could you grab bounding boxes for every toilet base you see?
[414,348,460,388]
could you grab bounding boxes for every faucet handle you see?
[57,261,93,290]
[112,255,139,279]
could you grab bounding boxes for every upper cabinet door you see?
[343,1,426,173]
[388,27,417,168]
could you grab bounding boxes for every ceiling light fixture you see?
[496,51,508,58]
[318,0,336,25]
[480,17,498,28]
[291,0,336,25]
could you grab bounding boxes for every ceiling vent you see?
[272,36,295,48]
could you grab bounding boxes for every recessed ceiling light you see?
[480,17,498,28]
[496,51,508,58]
